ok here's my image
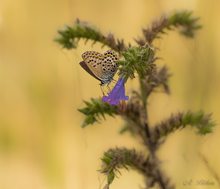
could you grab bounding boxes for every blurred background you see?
[0,0,220,188]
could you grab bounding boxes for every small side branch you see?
[100,148,147,187]
[55,19,127,52]
[151,111,215,145]
[135,11,201,45]
[78,98,118,127]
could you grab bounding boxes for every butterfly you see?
[79,50,119,86]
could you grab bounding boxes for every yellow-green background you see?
[0,0,219,189]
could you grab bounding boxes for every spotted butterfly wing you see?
[103,50,118,78]
[80,51,103,82]
[80,50,118,85]
[79,61,101,82]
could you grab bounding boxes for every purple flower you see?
[102,78,129,105]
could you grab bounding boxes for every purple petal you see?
[102,78,129,105]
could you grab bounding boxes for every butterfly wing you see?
[101,50,118,79]
[79,61,102,82]
[81,50,119,83]
[81,51,104,81]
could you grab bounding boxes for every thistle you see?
[56,11,215,189]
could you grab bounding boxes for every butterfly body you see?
[80,50,118,85]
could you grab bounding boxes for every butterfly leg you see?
[107,83,111,93]
[100,84,105,96]
[111,79,117,83]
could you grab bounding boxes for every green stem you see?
[139,78,169,189]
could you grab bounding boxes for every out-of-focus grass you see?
[0,0,220,189]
